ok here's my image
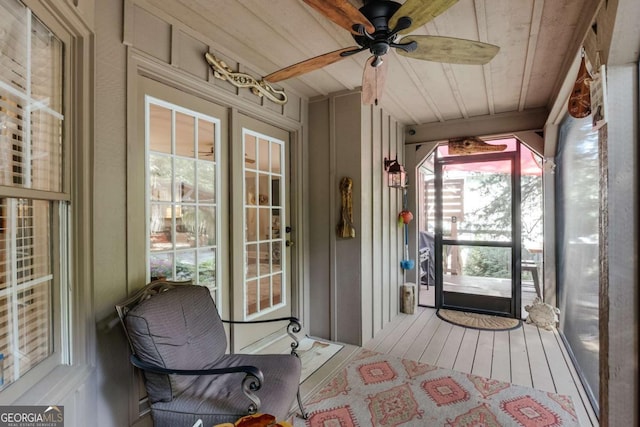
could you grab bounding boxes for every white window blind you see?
[1,0,65,390]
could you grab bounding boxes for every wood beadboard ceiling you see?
[147,0,601,129]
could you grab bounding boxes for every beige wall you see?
[309,93,404,346]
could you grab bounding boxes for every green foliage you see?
[463,246,511,279]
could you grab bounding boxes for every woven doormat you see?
[437,308,521,331]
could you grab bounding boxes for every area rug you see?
[294,349,578,426]
[437,308,521,331]
[295,337,343,383]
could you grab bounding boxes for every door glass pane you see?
[441,160,512,242]
[243,130,285,318]
[197,161,215,202]
[272,241,282,272]
[258,138,269,172]
[443,244,512,298]
[149,154,172,201]
[246,280,258,315]
[149,104,171,154]
[198,248,215,287]
[176,158,195,202]
[175,250,195,281]
[175,112,195,158]
[177,205,195,249]
[198,119,215,161]
[145,98,221,307]
[246,243,258,279]
[259,277,270,310]
[271,144,281,174]
[273,273,282,305]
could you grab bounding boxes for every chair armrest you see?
[130,354,263,414]
[221,317,303,355]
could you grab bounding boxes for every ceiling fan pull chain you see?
[374,66,379,106]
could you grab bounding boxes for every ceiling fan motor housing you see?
[355,0,403,58]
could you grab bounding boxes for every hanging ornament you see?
[398,210,413,225]
[568,52,592,118]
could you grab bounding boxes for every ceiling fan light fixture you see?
[371,56,384,67]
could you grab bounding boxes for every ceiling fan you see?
[263,0,500,105]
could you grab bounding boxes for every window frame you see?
[0,0,92,404]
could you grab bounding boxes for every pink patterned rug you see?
[294,349,578,427]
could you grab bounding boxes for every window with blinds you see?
[1,0,65,390]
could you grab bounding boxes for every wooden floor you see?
[362,306,599,426]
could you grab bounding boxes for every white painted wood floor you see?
[363,306,599,427]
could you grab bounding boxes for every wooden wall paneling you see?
[175,29,209,81]
[132,5,171,63]
[396,121,404,310]
[381,109,391,325]
[334,93,363,345]
[371,105,383,336]
[403,143,420,288]
[389,116,398,319]
[308,100,331,339]
[361,104,374,343]
[130,2,304,123]
[397,120,404,310]
[284,95,302,123]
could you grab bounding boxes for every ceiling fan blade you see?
[389,0,458,35]
[362,56,388,106]
[397,36,499,64]
[303,0,374,35]
[264,47,360,83]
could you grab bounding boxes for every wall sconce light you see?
[384,157,406,188]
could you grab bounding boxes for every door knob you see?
[286,240,295,247]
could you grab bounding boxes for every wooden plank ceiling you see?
[147,0,599,128]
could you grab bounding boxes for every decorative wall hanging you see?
[337,177,356,239]
[448,136,507,155]
[567,52,591,118]
[204,53,288,105]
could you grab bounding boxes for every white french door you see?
[231,113,292,351]
[137,78,293,352]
